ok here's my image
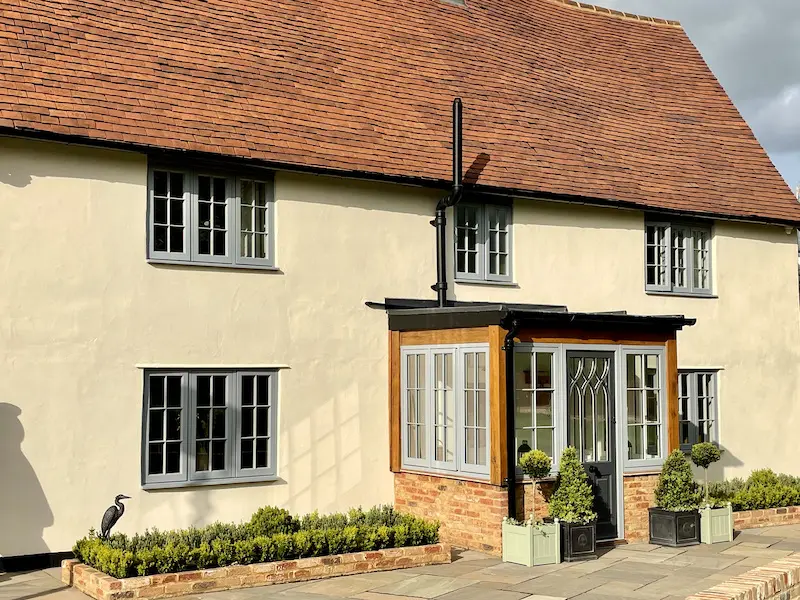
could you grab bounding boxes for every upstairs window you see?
[148,169,274,268]
[678,371,719,451]
[455,204,512,282]
[645,220,712,295]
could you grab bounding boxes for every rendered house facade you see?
[1,0,800,565]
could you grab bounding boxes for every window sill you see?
[143,475,279,490]
[455,278,519,288]
[147,258,283,273]
[646,290,717,299]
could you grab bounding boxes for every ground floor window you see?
[678,370,719,450]
[142,369,277,487]
[401,344,490,477]
[513,345,667,473]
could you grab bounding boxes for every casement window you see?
[514,349,557,463]
[624,349,667,469]
[148,169,274,268]
[143,370,277,487]
[401,345,490,477]
[645,221,712,294]
[678,371,719,451]
[455,204,512,282]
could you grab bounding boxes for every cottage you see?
[1,0,799,568]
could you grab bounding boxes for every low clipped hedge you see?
[73,505,439,578]
[708,469,800,511]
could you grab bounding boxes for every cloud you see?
[593,0,800,185]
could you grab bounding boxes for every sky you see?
[593,0,800,192]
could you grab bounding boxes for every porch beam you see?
[489,325,507,486]
[389,330,401,472]
[666,336,679,453]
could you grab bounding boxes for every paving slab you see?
[510,573,608,598]
[369,574,476,598]
[436,584,529,600]
[662,554,744,570]
[405,559,501,577]
[291,571,409,597]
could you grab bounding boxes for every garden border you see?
[61,543,450,600]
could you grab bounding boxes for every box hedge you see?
[73,505,439,578]
[708,469,800,511]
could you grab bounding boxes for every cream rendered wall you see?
[0,136,438,557]
[447,200,800,480]
[1,135,799,558]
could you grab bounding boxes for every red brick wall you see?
[516,480,555,522]
[734,506,800,529]
[394,472,507,555]
[623,473,659,541]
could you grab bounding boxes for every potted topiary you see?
[649,449,701,547]
[549,446,597,561]
[692,442,733,544]
[502,449,561,566]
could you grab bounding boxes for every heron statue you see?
[100,494,130,539]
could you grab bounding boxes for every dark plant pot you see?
[560,520,597,562]
[648,507,700,547]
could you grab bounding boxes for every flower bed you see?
[709,469,800,511]
[73,506,440,579]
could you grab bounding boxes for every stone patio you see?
[6,524,800,600]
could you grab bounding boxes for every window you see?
[143,369,277,487]
[401,345,490,476]
[625,350,666,467]
[678,371,719,450]
[455,203,512,282]
[514,349,556,463]
[645,221,712,294]
[149,169,274,267]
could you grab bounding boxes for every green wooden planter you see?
[501,518,561,567]
[700,504,733,544]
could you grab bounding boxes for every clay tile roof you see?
[1,0,798,223]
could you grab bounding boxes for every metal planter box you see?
[501,519,561,567]
[700,504,734,544]
[560,520,597,562]
[648,507,701,547]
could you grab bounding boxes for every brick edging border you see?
[686,552,800,600]
[734,505,800,529]
[62,543,451,600]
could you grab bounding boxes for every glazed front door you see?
[566,352,617,540]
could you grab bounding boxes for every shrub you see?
[73,505,439,578]
[548,446,596,524]
[730,469,800,511]
[691,442,721,506]
[654,450,699,511]
[519,449,552,524]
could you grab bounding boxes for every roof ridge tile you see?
[547,0,682,28]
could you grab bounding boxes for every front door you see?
[566,351,617,540]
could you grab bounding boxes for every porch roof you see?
[370,298,696,333]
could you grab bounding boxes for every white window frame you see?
[400,344,491,478]
[678,370,719,451]
[454,203,512,283]
[644,219,712,295]
[142,369,278,488]
[147,167,275,269]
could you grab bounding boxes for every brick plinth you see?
[734,505,800,530]
[394,472,507,555]
[623,473,659,542]
[62,544,450,600]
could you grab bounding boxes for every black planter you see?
[560,520,597,562]
[648,507,701,547]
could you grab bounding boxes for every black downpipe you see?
[503,318,522,519]
[432,98,463,307]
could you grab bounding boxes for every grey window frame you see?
[147,167,275,269]
[678,370,719,451]
[142,369,278,489]
[644,219,712,295]
[622,347,668,472]
[400,344,490,478]
[454,203,513,283]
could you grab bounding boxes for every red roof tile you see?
[1,0,798,223]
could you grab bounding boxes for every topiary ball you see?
[519,449,552,480]
[691,442,721,470]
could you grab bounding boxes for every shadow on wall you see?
[0,403,54,557]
